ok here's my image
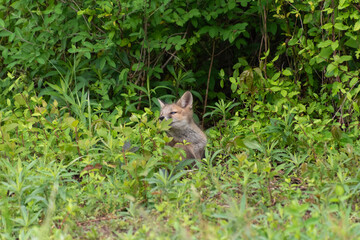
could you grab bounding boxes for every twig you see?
[262,5,268,79]
[353,4,360,13]
[202,40,215,128]
[136,2,149,109]
[161,28,188,70]
[161,50,178,70]
[332,80,359,121]
[59,0,105,34]
[0,27,34,45]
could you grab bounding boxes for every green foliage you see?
[1,0,360,238]
[0,86,185,238]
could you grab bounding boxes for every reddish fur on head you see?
[158,91,194,128]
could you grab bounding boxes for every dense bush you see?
[1,0,360,238]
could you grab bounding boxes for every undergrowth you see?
[1,0,360,239]
[1,81,360,239]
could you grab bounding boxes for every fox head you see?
[158,91,193,129]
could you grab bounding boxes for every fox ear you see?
[177,91,193,108]
[158,99,166,109]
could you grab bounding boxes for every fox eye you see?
[170,111,177,115]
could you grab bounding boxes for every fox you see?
[158,91,207,160]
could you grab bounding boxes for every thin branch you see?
[161,28,188,70]
[0,27,34,45]
[59,0,106,34]
[202,40,215,128]
[332,78,359,121]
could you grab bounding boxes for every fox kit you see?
[158,91,207,160]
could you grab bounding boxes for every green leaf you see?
[271,72,280,81]
[9,32,15,42]
[84,51,91,59]
[71,35,84,43]
[349,78,358,87]
[4,123,18,132]
[282,69,292,76]
[100,57,106,70]
[14,94,26,106]
[346,92,352,101]
[326,63,337,75]
[321,23,333,30]
[331,41,339,51]
[219,69,225,78]
[228,0,236,9]
[318,40,332,48]
[335,185,344,196]
[339,0,350,9]
[354,20,360,31]
[71,120,79,128]
[345,37,360,49]
[304,14,313,24]
[338,55,352,63]
[188,9,200,18]
[270,87,281,92]
[331,82,343,96]
[231,83,237,93]
[317,47,333,63]
[119,68,129,83]
[334,22,349,31]
[37,57,45,65]
[254,68,264,79]
[288,91,299,98]
[288,38,298,46]
[209,27,218,38]
[120,38,129,47]
[243,139,263,152]
[106,56,116,68]
[353,102,359,112]
[109,31,115,40]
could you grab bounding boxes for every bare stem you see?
[202,40,215,128]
